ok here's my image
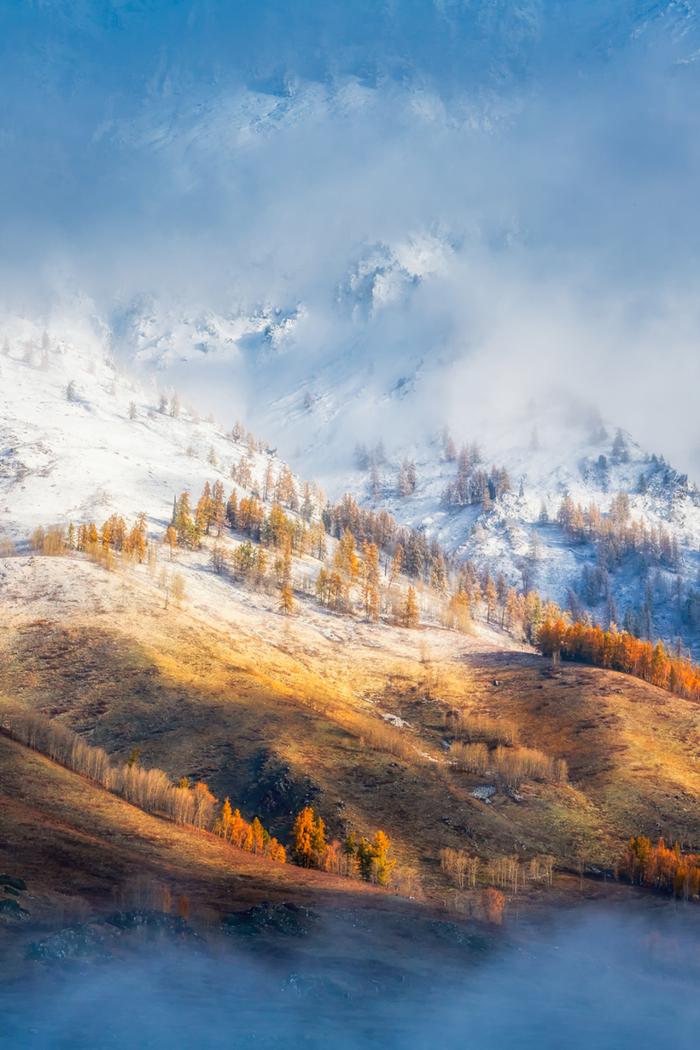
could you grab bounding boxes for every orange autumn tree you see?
[292,806,327,868]
[482,887,506,924]
[215,798,286,864]
[619,836,700,900]
[353,830,396,886]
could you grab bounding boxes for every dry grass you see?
[0,733,391,924]
[1,553,700,906]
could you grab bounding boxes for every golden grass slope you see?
[1,552,699,904]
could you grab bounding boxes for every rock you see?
[0,874,27,891]
[28,925,108,961]
[0,898,29,921]
[222,902,317,938]
[104,909,197,938]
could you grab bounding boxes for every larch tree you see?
[369,830,395,886]
[361,541,381,622]
[164,525,177,560]
[279,582,294,616]
[389,545,403,589]
[292,806,327,868]
[402,586,419,628]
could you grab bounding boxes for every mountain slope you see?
[3,312,699,657]
[2,547,700,892]
[0,731,375,924]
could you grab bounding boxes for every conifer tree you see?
[164,525,177,560]
[292,806,317,867]
[369,830,395,886]
[361,541,381,621]
[217,798,234,840]
[226,489,238,528]
[279,582,294,615]
[173,491,198,548]
[402,586,419,628]
[389,545,403,588]
[211,480,226,536]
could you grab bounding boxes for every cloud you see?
[2,3,700,473]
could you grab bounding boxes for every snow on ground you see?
[336,396,700,651]
[2,307,699,654]
[0,312,306,540]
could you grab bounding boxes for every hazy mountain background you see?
[3,1,700,476]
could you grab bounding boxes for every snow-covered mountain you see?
[2,4,700,653]
[0,311,311,540]
[2,309,699,657]
[345,399,700,652]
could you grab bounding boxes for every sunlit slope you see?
[0,731,392,923]
[1,554,699,895]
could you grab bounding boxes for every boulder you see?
[221,902,316,938]
[0,898,29,921]
[0,874,27,892]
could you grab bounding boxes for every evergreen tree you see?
[402,586,419,628]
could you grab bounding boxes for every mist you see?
[2,904,700,1049]
[2,2,700,473]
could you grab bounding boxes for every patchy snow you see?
[1,305,698,654]
[380,712,411,730]
[0,311,309,540]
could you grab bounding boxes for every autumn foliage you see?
[619,836,700,900]
[1,709,285,864]
[538,618,700,701]
[291,806,396,886]
[216,798,286,863]
[481,887,506,924]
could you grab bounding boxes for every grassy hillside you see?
[1,552,699,918]
[0,731,392,925]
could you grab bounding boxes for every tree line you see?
[619,836,700,900]
[1,708,285,862]
[1,709,398,886]
[538,617,700,701]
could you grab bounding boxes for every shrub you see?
[451,711,518,747]
[482,886,506,924]
[450,741,489,774]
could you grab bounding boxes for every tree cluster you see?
[291,806,396,886]
[450,740,567,787]
[439,848,554,894]
[538,617,700,700]
[2,709,218,829]
[619,836,700,900]
[442,444,511,510]
[557,493,680,571]
[31,514,149,565]
[215,799,286,863]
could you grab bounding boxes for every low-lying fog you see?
[2,903,698,1049]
